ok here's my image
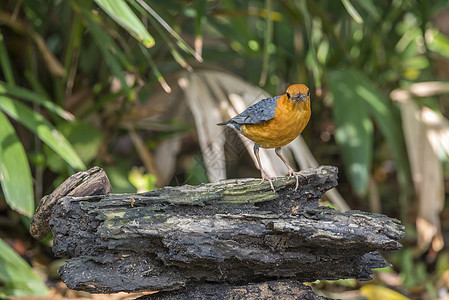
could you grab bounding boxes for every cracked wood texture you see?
[139,280,329,300]
[32,166,405,295]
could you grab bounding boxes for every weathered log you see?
[30,166,112,240]
[139,280,329,300]
[31,166,405,295]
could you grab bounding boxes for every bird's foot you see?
[286,170,306,191]
[260,176,276,192]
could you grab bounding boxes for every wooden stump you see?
[30,166,404,297]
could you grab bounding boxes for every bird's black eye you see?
[286,92,291,99]
[307,89,310,96]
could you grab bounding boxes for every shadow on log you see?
[30,166,405,297]
[139,280,326,300]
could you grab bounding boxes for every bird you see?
[218,84,311,191]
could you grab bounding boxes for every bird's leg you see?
[275,147,304,191]
[274,147,296,175]
[254,143,275,191]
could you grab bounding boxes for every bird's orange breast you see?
[241,95,311,148]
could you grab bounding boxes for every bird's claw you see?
[260,176,276,192]
[286,170,306,191]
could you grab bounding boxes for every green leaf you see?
[358,0,380,20]
[0,96,85,170]
[329,67,411,198]
[329,69,373,196]
[138,44,172,93]
[129,0,193,73]
[135,0,202,61]
[0,81,74,121]
[82,9,134,99]
[341,69,411,201]
[45,120,103,173]
[427,28,449,59]
[94,0,155,48]
[341,0,363,24]
[194,0,206,54]
[0,111,34,217]
[129,169,157,192]
[0,31,15,84]
[0,239,48,297]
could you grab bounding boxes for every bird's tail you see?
[217,121,241,132]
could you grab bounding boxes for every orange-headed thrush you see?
[218,84,311,191]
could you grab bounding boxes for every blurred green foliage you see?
[0,0,448,297]
[0,239,48,297]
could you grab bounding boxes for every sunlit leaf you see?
[341,0,363,24]
[128,169,157,192]
[0,239,48,297]
[0,96,85,170]
[426,28,449,59]
[95,0,155,48]
[0,111,34,217]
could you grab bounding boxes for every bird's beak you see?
[296,94,306,101]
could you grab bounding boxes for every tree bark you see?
[139,280,329,300]
[30,166,405,296]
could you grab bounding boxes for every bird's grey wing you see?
[229,96,279,125]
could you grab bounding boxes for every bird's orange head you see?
[285,84,310,102]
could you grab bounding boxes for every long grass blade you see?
[341,0,363,24]
[0,111,34,217]
[328,69,373,196]
[138,44,172,93]
[330,67,411,203]
[135,0,203,62]
[82,8,134,99]
[194,0,206,57]
[0,96,85,170]
[0,239,48,297]
[129,0,193,72]
[0,31,15,84]
[0,81,74,121]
